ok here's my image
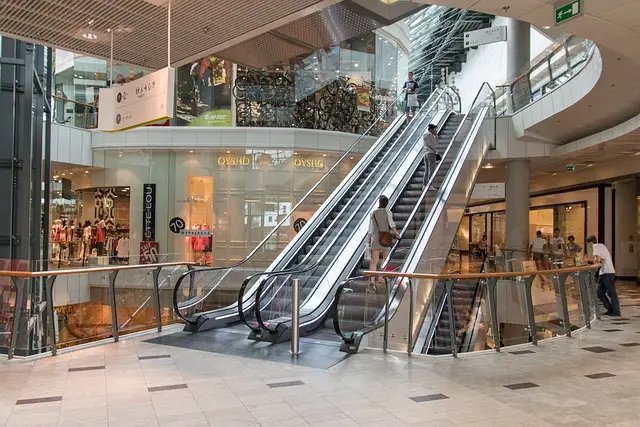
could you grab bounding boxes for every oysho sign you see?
[143,183,156,241]
[217,155,251,167]
[294,157,325,169]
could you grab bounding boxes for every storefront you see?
[53,148,361,267]
[460,187,598,254]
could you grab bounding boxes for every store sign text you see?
[217,155,251,167]
[143,183,156,241]
[294,157,325,169]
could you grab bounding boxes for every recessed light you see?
[69,172,73,175]
[635,152,640,156]
[322,154,327,157]
[350,156,354,160]
[189,150,194,153]
[482,163,495,169]
[294,152,298,155]
[552,173,558,176]
[543,25,550,29]
[354,63,359,68]
[226,150,231,154]
[82,33,98,40]
[85,170,89,174]
[61,173,66,176]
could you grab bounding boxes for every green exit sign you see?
[555,0,582,25]
[566,164,576,172]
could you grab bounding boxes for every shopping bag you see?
[364,246,372,261]
[407,93,419,108]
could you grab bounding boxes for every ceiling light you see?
[482,163,495,169]
[294,152,298,155]
[543,25,551,29]
[85,170,89,174]
[322,154,327,157]
[635,152,640,156]
[69,172,73,175]
[82,33,98,40]
[61,173,66,176]
[226,150,231,154]
[552,173,558,176]
[189,150,194,153]
[350,156,354,160]
[586,163,594,167]
[354,63,359,68]
[118,151,123,157]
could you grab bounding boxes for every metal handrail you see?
[249,89,448,334]
[1,261,196,359]
[171,89,410,323]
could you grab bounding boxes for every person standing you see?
[96,218,105,257]
[422,124,439,187]
[368,195,399,289]
[530,230,547,270]
[402,72,419,124]
[550,228,565,268]
[586,235,620,317]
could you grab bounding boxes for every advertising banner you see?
[143,184,156,241]
[357,87,371,112]
[98,67,175,132]
[177,56,232,126]
[139,241,159,264]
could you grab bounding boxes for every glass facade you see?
[50,148,362,268]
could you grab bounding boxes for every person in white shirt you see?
[530,230,547,270]
[422,124,439,187]
[586,235,620,317]
[550,228,565,268]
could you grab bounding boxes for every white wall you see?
[453,18,553,112]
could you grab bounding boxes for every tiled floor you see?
[1,283,640,426]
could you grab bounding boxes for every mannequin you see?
[65,220,76,264]
[81,220,92,265]
[51,219,63,262]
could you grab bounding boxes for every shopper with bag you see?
[423,124,440,188]
[368,195,399,290]
[403,72,419,124]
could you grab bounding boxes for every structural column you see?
[613,179,638,278]
[506,159,530,255]
[506,19,530,113]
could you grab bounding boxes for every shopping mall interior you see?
[1,0,640,425]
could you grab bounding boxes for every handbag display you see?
[373,211,393,248]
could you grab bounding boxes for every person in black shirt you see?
[403,72,419,123]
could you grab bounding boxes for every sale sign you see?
[140,241,159,264]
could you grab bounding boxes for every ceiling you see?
[404,0,640,144]
[0,0,424,69]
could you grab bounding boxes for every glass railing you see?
[172,87,415,328]
[339,262,600,357]
[246,88,454,338]
[0,260,195,358]
[495,36,595,115]
[52,96,98,129]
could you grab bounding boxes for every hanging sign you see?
[464,26,507,49]
[143,184,156,241]
[169,217,186,234]
[471,183,505,199]
[139,241,159,264]
[293,218,307,233]
[357,87,371,112]
[98,67,175,132]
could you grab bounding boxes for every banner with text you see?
[98,67,175,132]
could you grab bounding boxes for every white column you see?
[506,19,530,113]
[506,159,530,255]
[614,178,638,277]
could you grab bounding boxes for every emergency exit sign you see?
[555,0,582,25]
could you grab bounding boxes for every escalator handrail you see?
[171,90,411,322]
[332,83,495,345]
[251,90,448,334]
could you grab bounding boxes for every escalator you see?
[172,89,452,333]
[333,83,497,354]
[244,92,453,343]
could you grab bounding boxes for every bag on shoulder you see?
[373,211,393,248]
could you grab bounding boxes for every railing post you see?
[576,271,591,329]
[186,264,196,318]
[407,279,414,355]
[47,276,58,356]
[290,279,300,356]
[556,273,572,337]
[445,280,457,358]
[8,278,24,360]
[486,278,500,352]
[108,271,120,342]
[523,276,537,345]
[152,266,163,333]
[383,278,390,353]
[587,270,600,321]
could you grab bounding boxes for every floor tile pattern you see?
[0,282,639,426]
